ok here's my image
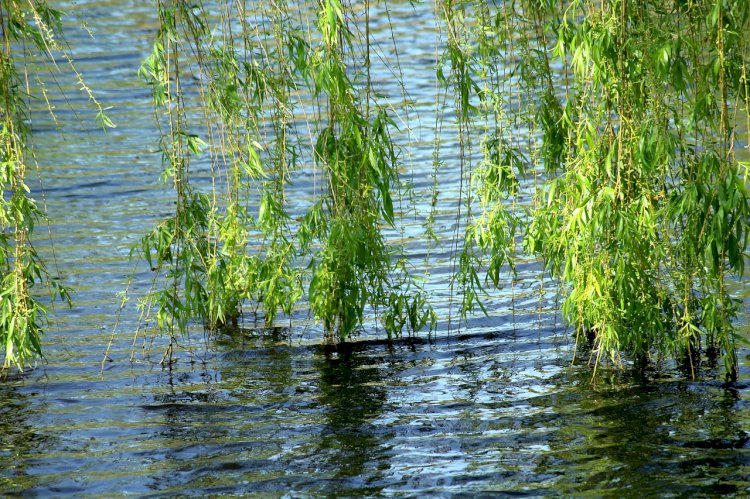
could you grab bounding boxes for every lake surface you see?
[1,0,749,496]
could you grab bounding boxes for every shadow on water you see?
[3,322,748,496]
[534,369,750,496]
[311,341,390,495]
[139,326,433,496]
[0,376,49,495]
[130,327,392,496]
[136,328,299,496]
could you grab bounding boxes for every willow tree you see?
[303,0,435,340]
[526,0,750,379]
[131,0,748,379]
[0,1,115,369]
[136,0,434,360]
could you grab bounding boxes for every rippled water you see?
[1,0,749,496]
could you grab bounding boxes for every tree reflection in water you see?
[314,340,390,494]
[0,377,48,494]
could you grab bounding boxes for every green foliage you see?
[128,0,748,380]
[525,0,750,379]
[0,0,745,382]
[434,0,531,321]
[135,0,433,356]
[0,0,92,369]
[305,0,434,340]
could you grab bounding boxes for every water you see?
[2,0,749,496]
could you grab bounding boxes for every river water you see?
[1,0,749,496]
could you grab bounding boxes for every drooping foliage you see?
[524,0,750,379]
[132,0,749,379]
[4,0,746,380]
[0,0,112,369]
[135,0,435,360]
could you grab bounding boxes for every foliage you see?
[435,0,530,321]
[305,0,434,340]
[131,0,749,379]
[524,0,750,379]
[0,0,112,369]
[135,0,434,358]
[6,0,746,380]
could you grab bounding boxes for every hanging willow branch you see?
[130,0,748,380]
[527,0,750,380]
[0,0,113,369]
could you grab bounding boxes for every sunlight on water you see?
[0,0,748,496]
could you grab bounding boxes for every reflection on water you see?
[0,0,748,495]
[539,373,750,496]
[1,327,749,495]
[315,342,390,494]
[0,380,43,494]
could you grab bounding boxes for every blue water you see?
[1,0,748,496]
